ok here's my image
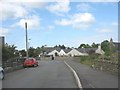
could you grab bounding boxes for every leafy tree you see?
[101,40,110,56]
[35,47,42,56]
[57,44,66,49]
[91,42,99,48]
[54,45,58,48]
[2,43,18,61]
[28,47,36,57]
[61,45,66,49]
[79,44,91,48]
[19,50,26,57]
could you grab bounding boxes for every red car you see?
[23,58,38,67]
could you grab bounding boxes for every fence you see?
[3,57,26,73]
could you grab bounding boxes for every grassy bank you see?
[79,54,99,67]
[74,53,118,74]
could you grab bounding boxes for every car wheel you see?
[0,71,4,80]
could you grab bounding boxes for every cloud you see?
[98,28,112,33]
[112,22,118,26]
[0,0,47,21]
[15,15,41,30]
[47,25,55,30]
[46,0,70,16]
[76,3,93,12]
[70,0,119,2]
[55,12,95,29]
[55,19,71,26]
[0,28,9,36]
[97,22,118,33]
[0,1,28,21]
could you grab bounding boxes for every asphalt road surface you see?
[2,58,118,88]
[3,60,78,88]
[65,59,118,88]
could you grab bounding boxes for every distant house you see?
[47,49,59,56]
[76,48,89,56]
[110,38,120,52]
[59,48,72,56]
[43,47,61,56]
[59,49,67,56]
[67,48,87,56]
[113,42,120,52]
[42,45,105,57]
[95,45,105,55]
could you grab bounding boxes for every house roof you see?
[76,48,97,53]
[43,47,61,53]
[62,48,72,53]
[113,42,120,51]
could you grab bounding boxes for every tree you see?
[91,42,99,48]
[28,47,36,57]
[101,40,110,56]
[54,45,58,48]
[2,43,18,62]
[79,44,91,48]
[35,47,42,56]
[79,44,86,48]
[61,45,66,49]
[19,50,26,57]
[58,44,66,49]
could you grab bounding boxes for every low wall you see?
[93,60,118,74]
[73,57,118,74]
[3,57,25,73]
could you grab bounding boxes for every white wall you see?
[95,45,105,55]
[59,49,67,56]
[67,49,88,56]
[47,50,59,56]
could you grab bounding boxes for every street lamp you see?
[25,22,29,58]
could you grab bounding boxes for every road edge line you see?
[64,61,83,89]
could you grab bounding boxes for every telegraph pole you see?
[25,22,29,58]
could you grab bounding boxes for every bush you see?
[79,54,100,66]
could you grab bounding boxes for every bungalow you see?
[113,42,120,52]
[59,49,67,56]
[47,49,60,56]
[67,48,87,57]
[42,45,105,57]
[42,47,60,56]
[95,45,105,55]
[59,48,72,56]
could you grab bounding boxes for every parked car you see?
[0,67,4,80]
[23,58,38,67]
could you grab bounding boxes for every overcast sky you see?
[0,0,118,50]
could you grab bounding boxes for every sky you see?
[0,0,119,50]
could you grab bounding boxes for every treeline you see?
[2,39,118,61]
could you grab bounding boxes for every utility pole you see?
[25,22,29,58]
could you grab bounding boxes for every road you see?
[3,60,78,88]
[2,58,118,88]
[65,59,118,88]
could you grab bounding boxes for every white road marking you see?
[64,61,83,89]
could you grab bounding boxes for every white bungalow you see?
[47,49,60,56]
[59,49,67,56]
[95,45,105,55]
[67,48,88,57]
